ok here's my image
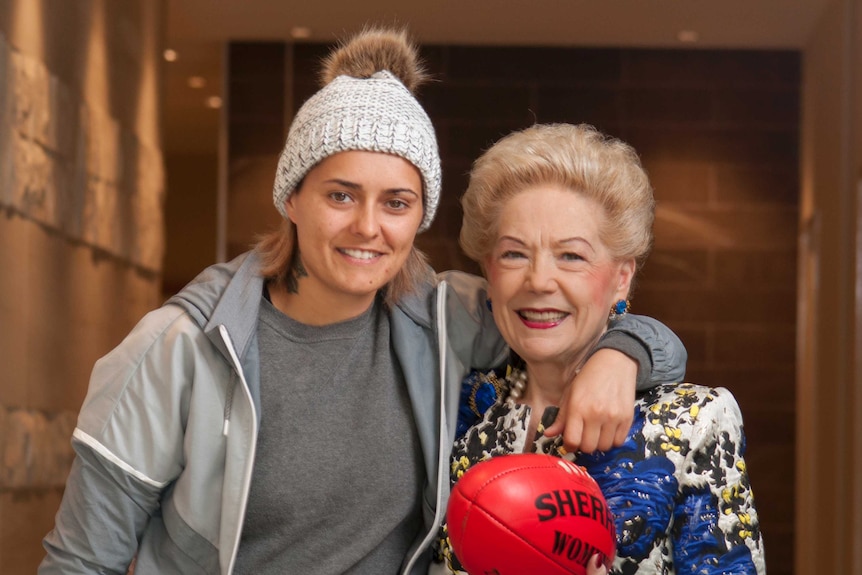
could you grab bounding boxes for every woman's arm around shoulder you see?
[599,313,687,389]
[545,314,687,452]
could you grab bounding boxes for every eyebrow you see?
[559,237,593,249]
[324,178,362,191]
[498,235,594,249]
[323,179,420,197]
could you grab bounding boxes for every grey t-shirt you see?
[234,295,424,574]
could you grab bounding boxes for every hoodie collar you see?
[166,251,264,362]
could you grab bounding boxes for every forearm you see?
[40,441,158,574]
[593,313,687,390]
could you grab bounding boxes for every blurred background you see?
[0,0,859,573]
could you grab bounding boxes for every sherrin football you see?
[446,453,616,575]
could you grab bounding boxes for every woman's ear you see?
[614,258,636,301]
[284,192,298,224]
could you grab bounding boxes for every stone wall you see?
[0,23,163,271]
[0,1,165,572]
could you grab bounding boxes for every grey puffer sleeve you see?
[39,306,195,574]
[39,440,159,574]
[592,314,687,391]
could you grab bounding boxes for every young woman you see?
[39,31,685,575]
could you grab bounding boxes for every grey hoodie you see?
[39,251,686,574]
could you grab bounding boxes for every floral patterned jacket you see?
[434,372,766,575]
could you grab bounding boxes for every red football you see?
[446,453,616,575]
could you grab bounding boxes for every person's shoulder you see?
[166,251,259,326]
[644,382,734,400]
[111,305,205,362]
[670,383,741,410]
[437,270,490,317]
[394,269,485,323]
[438,269,487,293]
[640,383,743,422]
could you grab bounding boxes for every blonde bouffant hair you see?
[460,123,655,273]
[255,27,435,306]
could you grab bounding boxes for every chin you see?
[341,279,391,298]
[340,283,385,298]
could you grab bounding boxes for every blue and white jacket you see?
[436,376,765,575]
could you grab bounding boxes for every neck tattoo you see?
[286,252,308,294]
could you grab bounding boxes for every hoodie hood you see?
[166,252,264,363]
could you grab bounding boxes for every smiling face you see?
[283,150,424,322]
[484,184,635,374]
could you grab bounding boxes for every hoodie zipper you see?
[402,281,449,575]
[217,324,259,575]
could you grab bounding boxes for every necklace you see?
[507,367,528,400]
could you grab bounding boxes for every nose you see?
[525,255,556,293]
[351,203,380,238]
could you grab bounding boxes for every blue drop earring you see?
[609,299,630,321]
[486,298,493,312]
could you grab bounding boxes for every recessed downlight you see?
[678,30,699,43]
[290,26,312,40]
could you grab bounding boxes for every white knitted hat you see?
[272,70,441,232]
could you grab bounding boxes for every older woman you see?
[435,124,765,574]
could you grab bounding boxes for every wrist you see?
[589,331,650,389]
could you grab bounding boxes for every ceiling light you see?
[187,76,207,89]
[205,96,223,109]
[677,30,699,43]
[163,49,178,62]
[290,26,312,40]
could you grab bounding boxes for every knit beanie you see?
[272,29,441,233]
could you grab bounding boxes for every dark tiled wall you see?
[226,42,288,258]
[413,47,799,575]
[230,42,799,575]
[228,43,287,157]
